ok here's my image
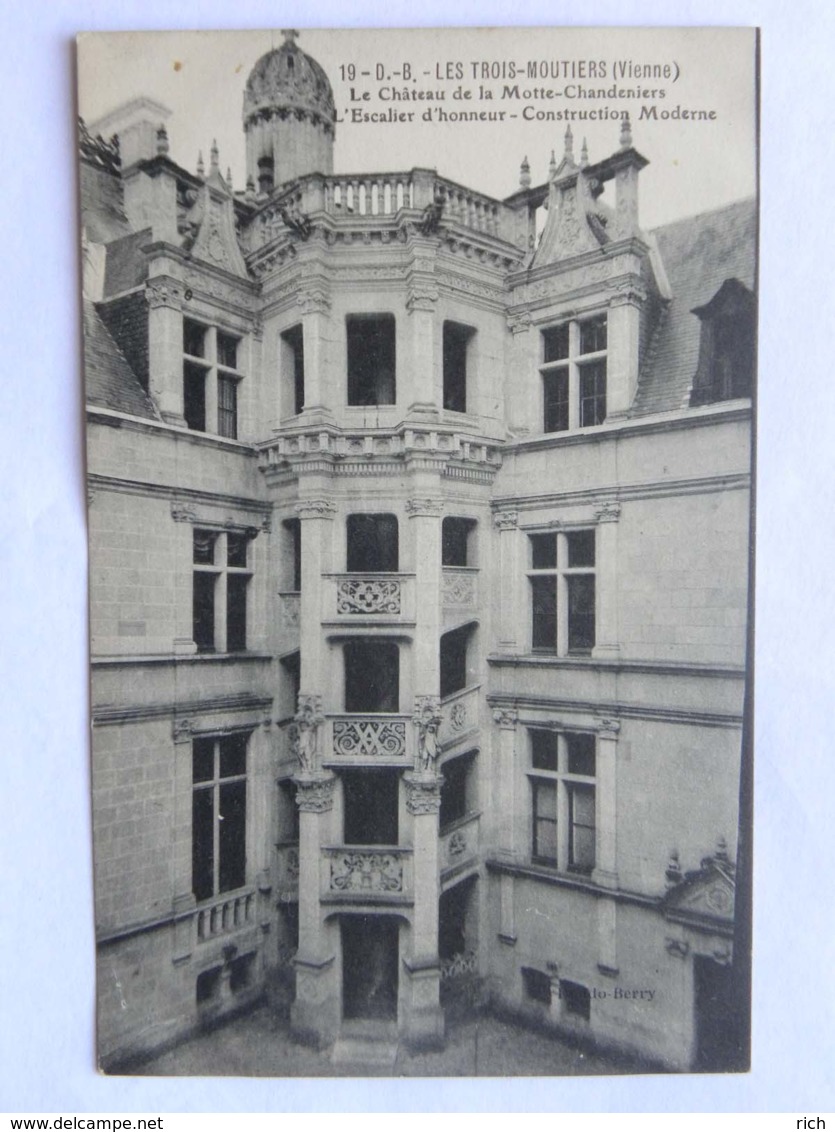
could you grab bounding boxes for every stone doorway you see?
[341,914,399,1022]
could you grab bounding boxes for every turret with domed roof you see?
[243,29,336,193]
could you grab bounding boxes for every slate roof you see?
[83,299,159,420]
[632,198,757,417]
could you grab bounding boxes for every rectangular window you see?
[281,324,305,416]
[193,529,252,653]
[440,623,473,699]
[443,321,474,413]
[192,733,248,902]
[346,513,398,573]
[442,517,476,567]
[183,320,245,436]
[522,967,553,1005]
[528,529,596,655]
[347,314,396,406]
[342,769,399,845]
[560,979,591,1020]
[217,375,238,439]
[439,751,475,830]
[540,313,607,433]
[528,728,596,874]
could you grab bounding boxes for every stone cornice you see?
[92,692,272,729]
[487,688,744,729]
[491,470,750,514]
[86,473,269,519]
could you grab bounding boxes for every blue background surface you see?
[2,0,833,1113]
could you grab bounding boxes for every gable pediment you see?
[664,859,735,930]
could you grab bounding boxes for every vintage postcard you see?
[77,26,756,1076]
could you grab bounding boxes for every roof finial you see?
[714,835,729,862]
[226,166,233,192]
[210,139,219,171]
[282,28,300,46]
[665,849,683,889]
[245,175,255,202]
[564,124,574,163]
[196,150,205,178]
[580,137,589,167]
[548,149,557,179]
[519,155,531,189]
[619,113,633,149]
[156,124,169,157]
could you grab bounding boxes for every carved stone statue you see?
[294,695,324,776]
[413,696,442,776]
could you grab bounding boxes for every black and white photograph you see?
[76,25,757,1079]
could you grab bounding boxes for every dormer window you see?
[690,279,755,406]
[540,313,607,433]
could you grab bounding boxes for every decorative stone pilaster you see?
[592,718,620,890]
[291,769,338,1045]
[145,274,186,424]
[506,314,537,435]
[403,770,444,1049]
[592,500,621,659]
[294,499,336,696]
[493,511,522,653]
[406,240,439,416]
[297,281,332,419]
[406,496,444,696]
[606,286,644,419]
[293,693,324,776]
[491,706,519,858]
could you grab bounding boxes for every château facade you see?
[81,31,754,1072]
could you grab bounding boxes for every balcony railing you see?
[275,842,300,902]
[322,846,413,899]
[325,714,411,764]
[196,888,256,942]
[442,567,479,615]
[246,171,524,259]
[324,573,415,620]
[439,811,480,875]
[438,684,480,748]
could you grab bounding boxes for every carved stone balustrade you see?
[442,567,478,624]
[324,573,415,622]
[440,949,478,982]
[438,684,481,750]
[275,842,300,903]
[322,846,413,902]
[195,888,255,942]
[325,715,411,766]
[439,811,480,883]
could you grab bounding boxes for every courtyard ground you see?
[127,1004,658,1078]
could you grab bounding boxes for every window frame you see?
[527,527,596,656]
[346,313,397,407]
[527,728,597,875]
[183,317,245,439]
[193,528,253,654]
[539,313,607,433]
[192,731,249,903]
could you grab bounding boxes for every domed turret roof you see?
[243,30,335,128]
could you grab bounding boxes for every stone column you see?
[402,771,444,1049]
[491,707,519,857]
[592,718,620,890]
[592,501,621,660]
[493,512,521,653]
[145,275,186,425]
[291,771,339,1047]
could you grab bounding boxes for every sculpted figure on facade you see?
[294,694,324,776]
[413,695,442,776]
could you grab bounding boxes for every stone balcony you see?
[245,169,525,261]
[439,812,481,889]
[323,714,413,767]
[195,888,256,943]
[321,846,413,904]
[323,573,416,625]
